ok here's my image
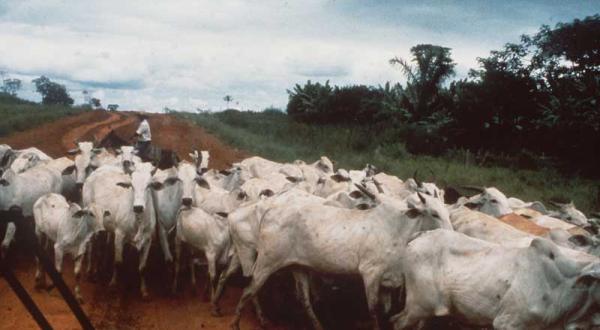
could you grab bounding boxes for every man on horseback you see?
[133,113,152,162]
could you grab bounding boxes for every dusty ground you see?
[0,111,273,330]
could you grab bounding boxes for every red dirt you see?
[0,111,263,330]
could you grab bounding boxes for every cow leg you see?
[231,255,282,330]
[293,270,324,330]
[1,222,16,258]
[74,254,84,303]
[362,272,382,330]
[171,235,182,294]
[212,255,241,316]
[54,244,64,274]
[205,250,217,302]
[85,237,94,280]
[109,231,124,287]
[158,223,173,263]
[34,233,47,289]
[190,254,198,295]
[138,239,152,299]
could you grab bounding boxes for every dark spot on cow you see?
[496,294,501,300]
[549,252,555,260]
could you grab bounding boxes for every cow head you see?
[405,192,453,231]
[315,156,334,174]
[9,152,41,173]
[463,187,512,218]
[117,146,138,174]
[64,142,103,187]
[177,162,210,207]
[189,150,210,174]
[116,162,157,214]
[550,201,588,227]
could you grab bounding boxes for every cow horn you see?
[461,185,485,193]
[373,179,384,194]
[354,183,377,201]
[414,170,422,188]
[417,192,427,204]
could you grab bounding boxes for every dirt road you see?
[0,111,269,330]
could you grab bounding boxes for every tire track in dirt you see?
[60,112,124,150]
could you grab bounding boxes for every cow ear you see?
[464,202,480,210]
[116,182,132,189]
[62,165,76,175]
[286,176,301,183]
[215,212,228,218]
[331,174,348,183]
[73,210,87,218]
[356,203,371,210]
[569,235,593,247]
[259,189,274,198]
[165,177,181,186]
[0,179,9,186]
[406,208,422,219]
[349,190,363,199]
[150,181,164,191]
[151,166,158,176]
[195,177,210,189]
[67,148,80,155]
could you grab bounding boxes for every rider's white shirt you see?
[136,119,152,142]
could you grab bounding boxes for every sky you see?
[0,0,598,112]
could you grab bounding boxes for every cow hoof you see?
[34,281,46,291]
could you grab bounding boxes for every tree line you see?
[286,15,600,176]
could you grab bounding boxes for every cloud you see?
[0,0,597,112]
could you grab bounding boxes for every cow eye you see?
[431,212,439,218]
[491,199,498,204]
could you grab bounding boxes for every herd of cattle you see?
[1,141,600,330]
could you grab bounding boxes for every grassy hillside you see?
[0,93,88,137]
[175,109,599,214]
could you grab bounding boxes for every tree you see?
[223,95,233,109]
[107,104,119,111]
[390,44,456,120]
[32,76,74,106]
[90,98,101,108]
[1,78,22,96]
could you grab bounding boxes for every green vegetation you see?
[287,15,600,176]
[0,92,88,137]
[175,109,599,213]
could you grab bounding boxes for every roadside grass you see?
[0,93,89,137]
[175,110,599,214]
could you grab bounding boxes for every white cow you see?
[0,166,62,256]
[392,229,600,330]
[176,162,246,216]
[81,162,157,297]
[172,206,232,304]
[230,191,453,330]
[63,142,116,188]
[151,167,183,262]
[1,146,51,173]
[33,193,96,302]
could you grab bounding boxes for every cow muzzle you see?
[133,205,144,214]
[182,198,193,207]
